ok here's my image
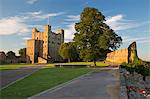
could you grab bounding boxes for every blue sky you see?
[0,0,150,61]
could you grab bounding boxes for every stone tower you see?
[26,25,64,64]
[128,41,138,63]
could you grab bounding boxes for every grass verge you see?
[0,64,34,70]
[0,67,92,99]
[47,61,108,67]
[0,61,108,70]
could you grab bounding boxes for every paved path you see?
[31,68,120,99]
[0,66,42,89]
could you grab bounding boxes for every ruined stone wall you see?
[106,48,128,64]
[106,42,138,64]
[128,42,138,63]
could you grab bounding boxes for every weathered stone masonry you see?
[26,25,64,64]
[106,42,138,64]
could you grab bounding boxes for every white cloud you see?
[0,49,20,56]
[25,11,42,16]
[25,11,64,21]
[0,11,64,35]
[22,37,31,40]
[64,23,76,42]
[65,15,80,21]
[106,14,124,23]
[26,0,38,4]
[34,12,64,20]
[138,39,150,44]
[0,17,29,35]
[28,24,44,31]
[63,15,80,42]
[105,14,148,31]
[122,36,150,44]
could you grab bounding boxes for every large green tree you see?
[6,51,16,59]
[19,48,26,57]
[74,7,122,66]
[59,42,79,62]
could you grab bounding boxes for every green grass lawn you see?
[0,68,92,99]
[48,61,109,67]
[0,61,108,70]
[0,64,34,70]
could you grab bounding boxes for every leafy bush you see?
[120,61,150,80]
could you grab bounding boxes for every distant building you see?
[26,25,64,64]
[0,51,6,64]
[0,51,26,64]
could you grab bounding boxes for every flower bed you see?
[120,63,150,99]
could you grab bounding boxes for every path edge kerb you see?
[119,68,128,99]
[28,70,94,99]
[0,68,41,90]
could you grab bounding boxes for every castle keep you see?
[26,25,64,64]
[106,42,138,64]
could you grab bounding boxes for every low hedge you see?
[120,62,150,80]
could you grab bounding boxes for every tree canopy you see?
[59,42,79,62]
[73,7,122,66]
[19,48,26,57]
[6,51,16,59]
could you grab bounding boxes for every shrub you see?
[121,61,150,81]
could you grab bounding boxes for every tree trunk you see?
[93,60,96,67]
[68,58,71,62]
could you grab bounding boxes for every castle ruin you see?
[26,25,64,64]
[106,42,138,64]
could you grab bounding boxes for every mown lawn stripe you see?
[0,68,92,99]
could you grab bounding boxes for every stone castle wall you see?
[106,48,128,63]
[106,42,138,64]
[26,25,64,64]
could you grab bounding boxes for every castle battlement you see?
[26,25,64,64]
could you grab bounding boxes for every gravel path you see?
[31,68,120,99]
